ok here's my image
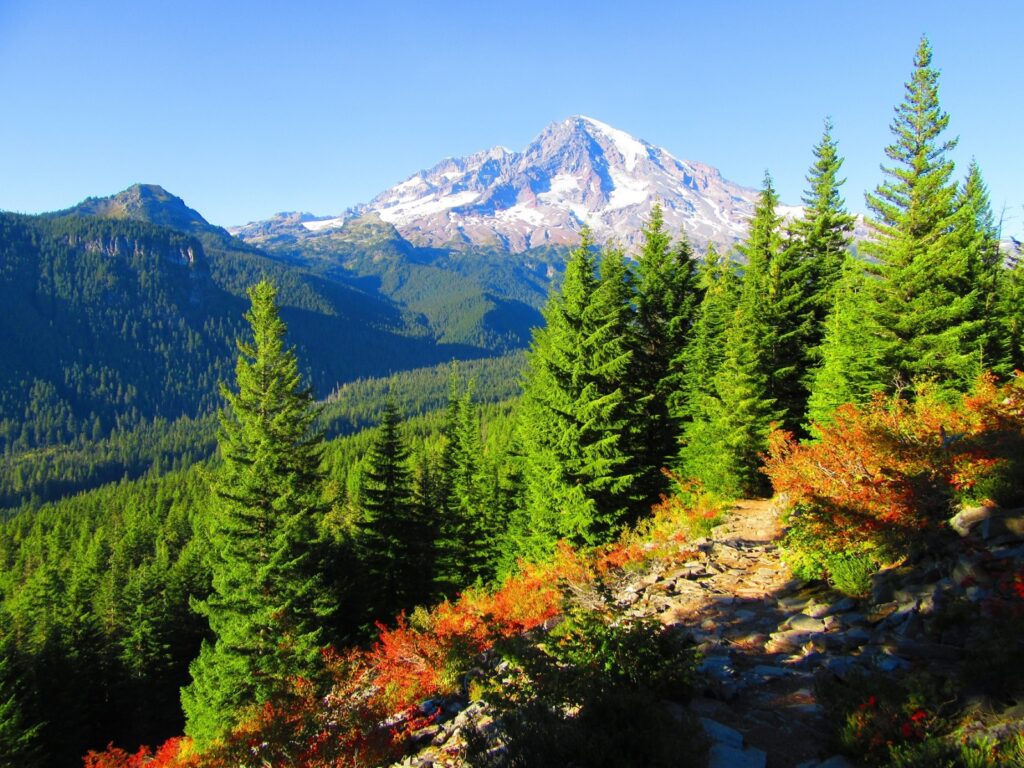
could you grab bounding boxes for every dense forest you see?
[1,37,1023,767]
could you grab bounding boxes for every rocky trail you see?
[394,498,1024,768]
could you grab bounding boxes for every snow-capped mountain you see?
[235,117,803,252]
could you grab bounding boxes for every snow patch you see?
[302,217,345,232]
[578,116,648,172]
[377,190,481,223]
[607,167,649,210]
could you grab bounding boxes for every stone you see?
[765,630,812,654]
[866,602,899,624]
[751,664,791,679]
[805,600,831,618]
[824,596,858,615]
[824,656,860,680]
[707,743,767,768]
[700,717,744,748]
[788,614,827,632]
[697,655,736,681]
[876,654,911,673]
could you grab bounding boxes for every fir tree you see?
[632,203,699,506]
[513,232,638,560]
[182,281,333,745]
[793,117,856,339]
[952,160,1005,372]
[676,243,737,421]
[698,175,784,495]
[359,401,430,619]
[1003,246,1024,372]
[0,620,41,768]
[805,256,888,431]
[434,379,492,596]
[864,36,982,390]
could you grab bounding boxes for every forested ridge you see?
[1,37,1023,767]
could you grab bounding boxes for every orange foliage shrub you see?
[84,738,195,768]
[766,374,1024,574]
[86,483,725,767]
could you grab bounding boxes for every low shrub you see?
[767,374,1024,589]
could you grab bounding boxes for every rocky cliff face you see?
[359,116,776,252]
[234,117,804,254]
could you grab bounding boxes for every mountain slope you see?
[0,187,520,454]
[237,117,793,253]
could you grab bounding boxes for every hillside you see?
[0,188,540,455]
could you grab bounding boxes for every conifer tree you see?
[0,619,41,768]
[359,401,430,618]
[793,117,856,337]
[805,256,888,431]
[698,175,784,495]
[676,243,737,420]
[434,380,492,595]
[632,203,699,505]
[1003,247,1024,372]
[182,281,333,745]
[952,160,1005,372]
[513,232,638,560]
[863,36,982,390]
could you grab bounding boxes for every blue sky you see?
[2,0,1021,237]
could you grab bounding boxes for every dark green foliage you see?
[952,161,1005,373]
[513,233,639,560]
[792,117,856,329]
[684,175,784,496]
[805,256,888,430]
[863,37,983,391]
[182,281,334,745]
[1003,246,1024,372]
[0,353,526,513]
[0,617,41,768]
[433,376,497,596]
[631,204,699,505]
[0,469,211,767]
[357,401,432,620]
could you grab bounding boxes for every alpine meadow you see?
[2,31,1024,768]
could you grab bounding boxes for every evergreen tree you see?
[693,175,784,495]
[513,232,638,560]
[632,203,699,505]
[793,117,856,338]
[1003,246,1024,372]
[0,618,41,768]
[863,36,982,391]
[805,256,888,431]
[677,244,738,486]
[952,160,1005,372]
[182,281,333,745]
[359,401,430,619]
[434,380,492,596]
[676,244,737,421]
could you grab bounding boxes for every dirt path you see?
[628,498,839,767]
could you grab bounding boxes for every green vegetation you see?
[181,282,335,744]
[1,34,1022,768]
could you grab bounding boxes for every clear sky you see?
[2,0,1021,237]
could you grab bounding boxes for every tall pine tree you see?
[358,401,431,620]
[793,117,856,342]
[805,256,888,430]
[512,232,638,560]
[182,281,333,745]
[632,203,699,506]
[863,36,982,391]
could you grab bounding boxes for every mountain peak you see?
[60,184,212,234]
[357,117,763,252]
[239,118,769,253]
